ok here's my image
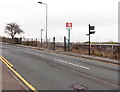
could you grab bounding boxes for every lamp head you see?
[38,2,42,4]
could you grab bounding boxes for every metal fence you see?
[0,36,119,59]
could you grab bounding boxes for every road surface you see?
[1,43,119,90]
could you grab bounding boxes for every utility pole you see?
[87,24,95,55]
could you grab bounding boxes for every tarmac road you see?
[1,43,119,90]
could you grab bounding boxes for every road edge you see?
[15,44,119,65]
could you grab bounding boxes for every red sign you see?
[66,23,72,27]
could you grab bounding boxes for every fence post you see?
[36,38,37,47]
[64,36,66,51]
[19,37,22,44]
[53,37,55,50]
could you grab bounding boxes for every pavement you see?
[59,51,119,65]
[2,64,25,91]
[1,43,119,90]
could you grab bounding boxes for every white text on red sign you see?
[66,23,72,27]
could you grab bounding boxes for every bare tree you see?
[5,23,24,39]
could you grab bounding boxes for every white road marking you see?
[68,63,79,67]
[40,55,44,57]
[54,59,68,63]
[54,59,90,70]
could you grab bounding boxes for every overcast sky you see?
[0,0,119,42]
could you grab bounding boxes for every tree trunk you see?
[11,35,14,44]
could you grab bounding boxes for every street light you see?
[41,29,44,47]
[38,1,48,45]
[38,2,42,4]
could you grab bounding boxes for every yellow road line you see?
[0,56,38,92]
[0,56,13,67]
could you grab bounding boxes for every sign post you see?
[86,24,95,55]
[66,22,72,51]
[68,29,70,51]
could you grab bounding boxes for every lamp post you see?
[38,2,48,45]
[41,29,44,47]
